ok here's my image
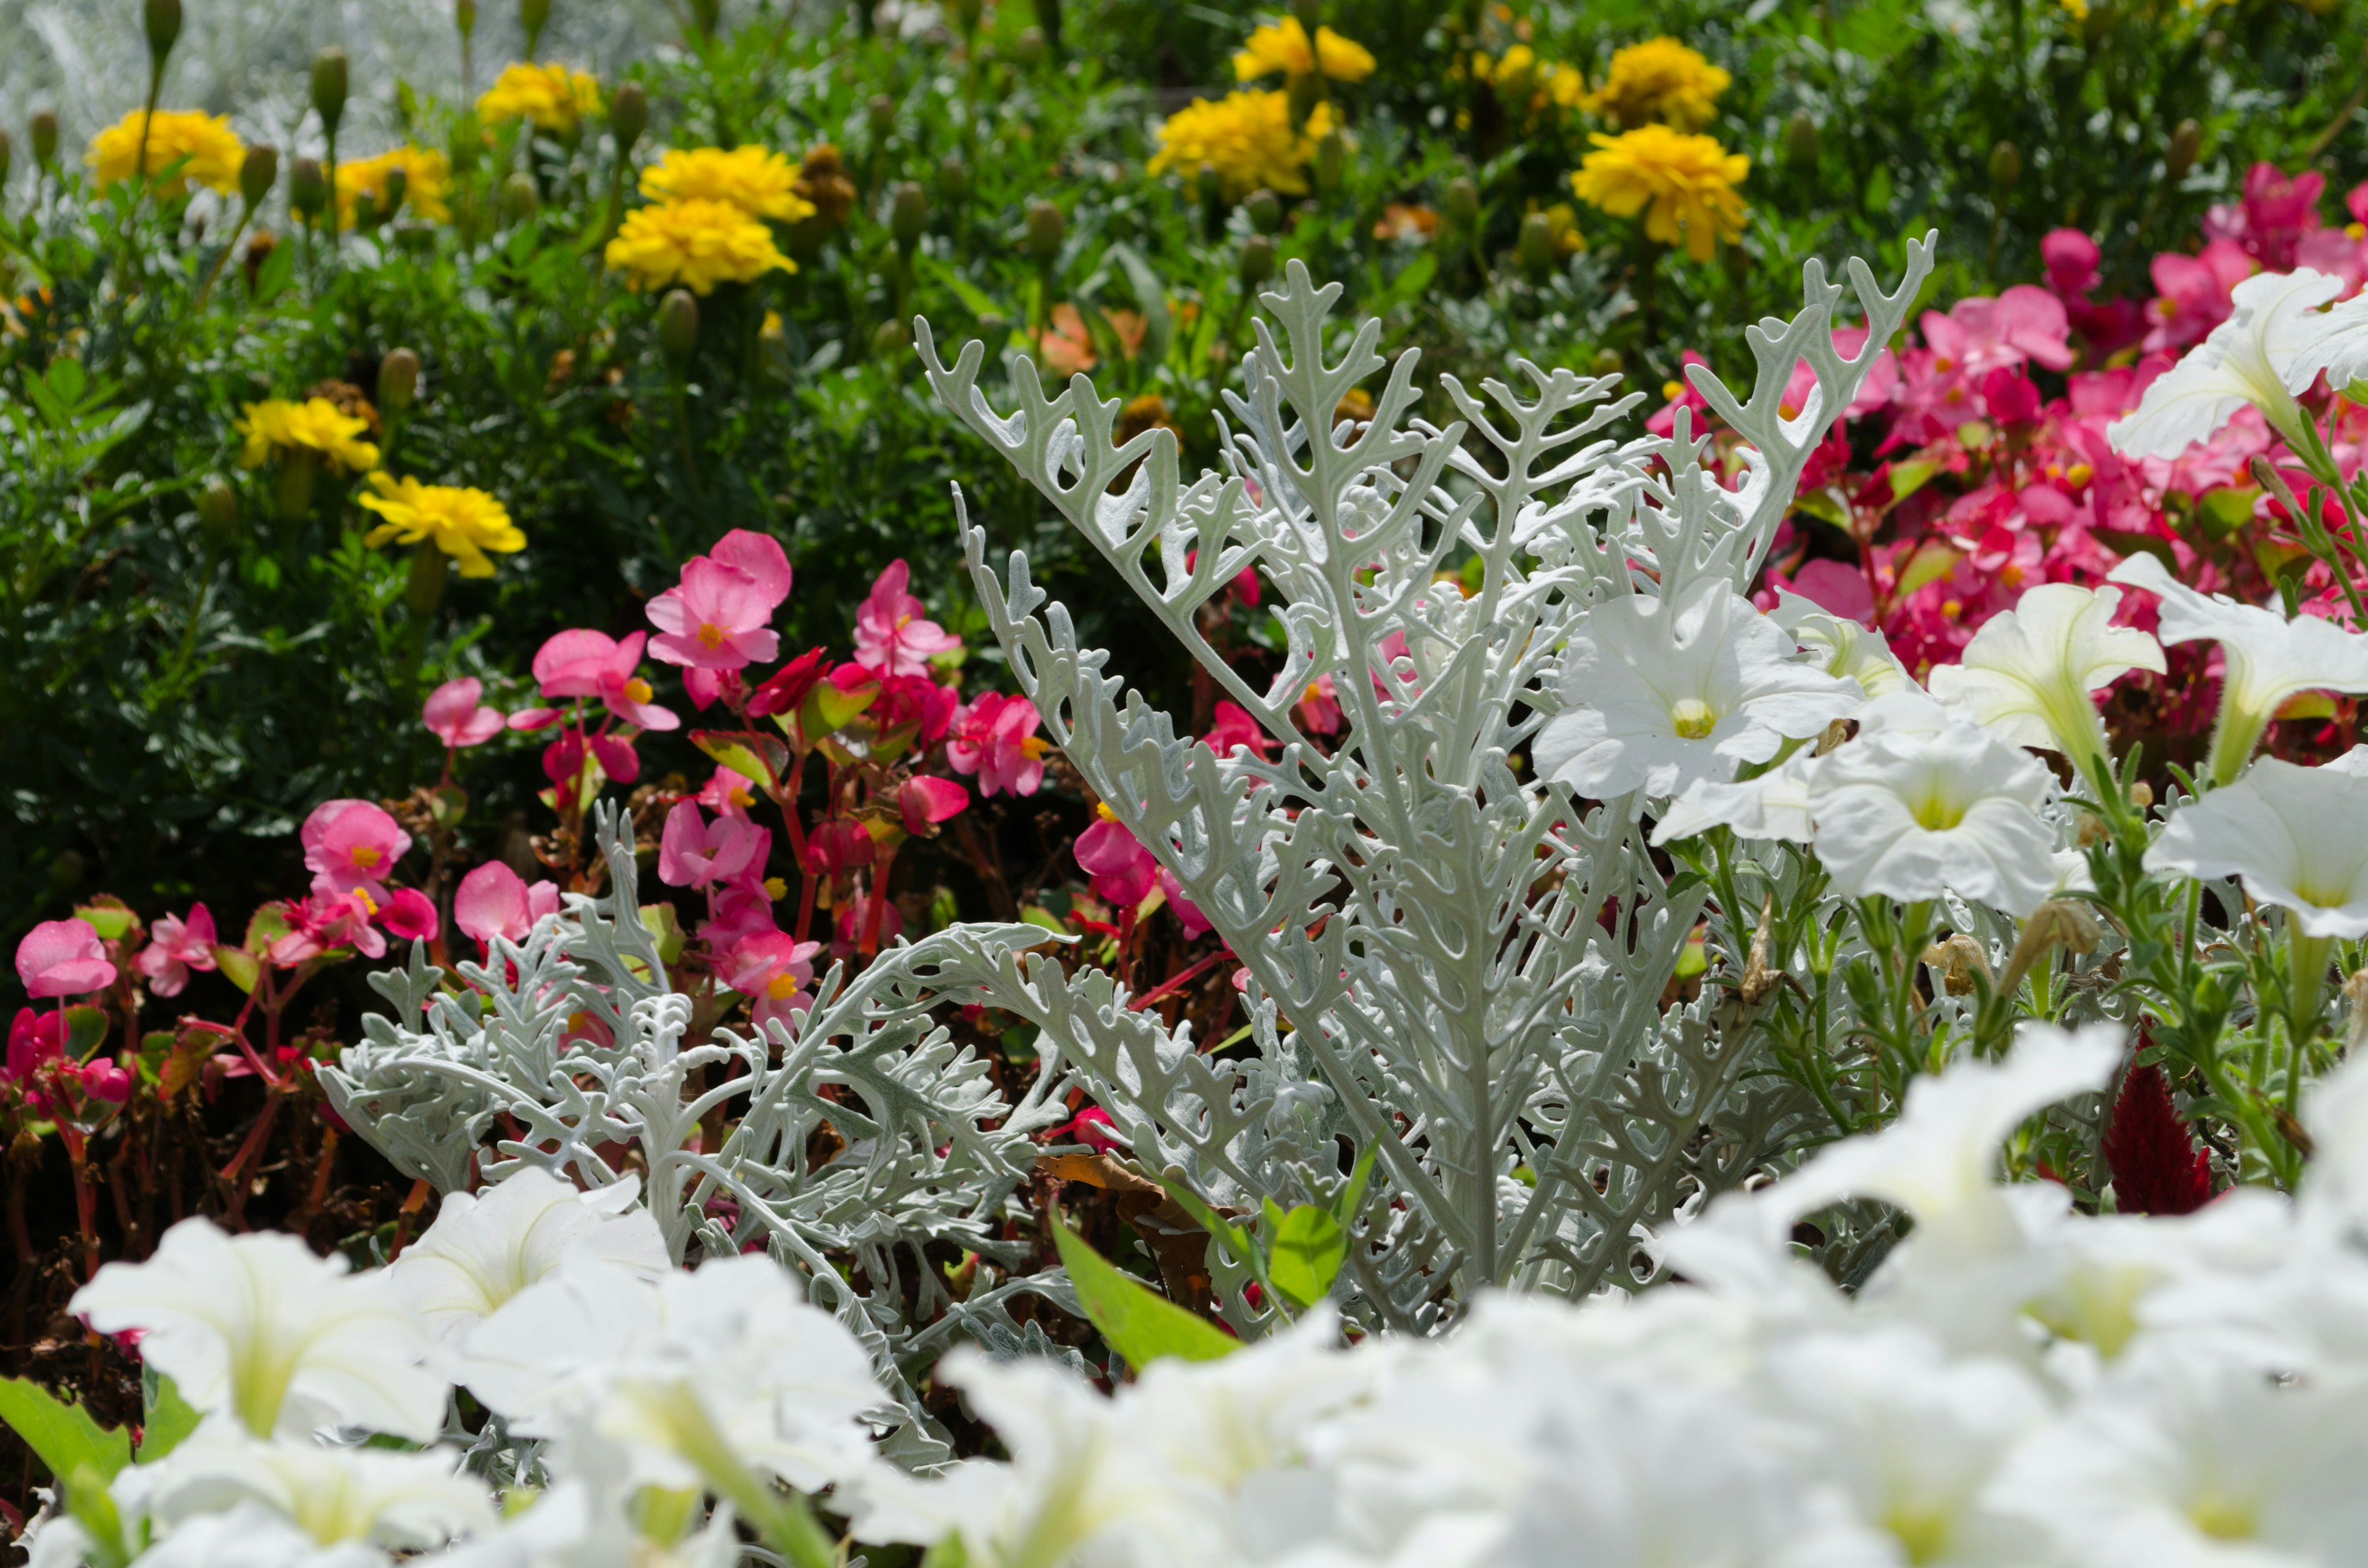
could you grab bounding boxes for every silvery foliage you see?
[917,243,1934,1334]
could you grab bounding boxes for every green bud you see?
[448,118,481,176]
[2342,378,2368,407]
[873,316,913,358]
[868,93,897,140]
[1013,25,1046,67]
[520,0,551,56]
[144,0,183,66]
[1516,211,1556,281]
[2167,118,2203,181]
[937,153,971,203]
[379,347,421,413]
[238,144,278,208]
[610,83,648,154]
[455,0,477,39]
[1314,128,1345,196]
[1244,187,1283,234]
[890,180,926,249]
[380,166,408,221]
[657,287,700,367]
[199,480,239,547]
[31,110,57,170]
[1988,139,2021,194]
[500,170,540,223]
[1783,110,1819,166]
[1589,347,1622,377]
[1239,232,1275,288]
[1025,198,1064,263]
[289,156,328,221]
[1442,173,1478,229]
[406,543,450,618]
[311,49,350,139]
[1289,0,1322,34]
[689,0,720,35]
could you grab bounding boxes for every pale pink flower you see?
[17,919,117,999]
[648,556,784,671]
[300,799,412,903]
[945,692,1049,798]
[1294,673,1344,736]
[453,862,562,948]
[657,801,768,889]
[698,765,760,821]
[2143,239,2256,352]
[1075,810,1157,908]
[853,560,961,676]
[518,630,680,732]
[422,678,504,749]
[136,905,218,998]
[1923,286,2073,377]
[720,931,823,1034]
[700,876,778,951]
[269,892,385,966]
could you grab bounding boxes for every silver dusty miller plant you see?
[916,242,1935,1334]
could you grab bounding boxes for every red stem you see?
[1127,950,1233,1012]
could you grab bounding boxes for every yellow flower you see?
[602,198,794,293]
[1474,46,1588,120]
[1582,38,1732,132]
[86,110,244,195]
[335,146,453,224]
[1232,16,1375,83]
[638,147,816,223]
[233,398,381,474]
[357,474,524,578]
[478,62,602,133]
[1148,91,1336,201]
[1571,125,1749,262]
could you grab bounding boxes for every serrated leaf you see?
[0,1376,131,1483]
[1265,1204,1347,1308]
[1051,1220,1238,1366]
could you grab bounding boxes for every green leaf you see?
[1051,1220,1239,1366]
[1265,1204,1347,1308]
[138,1370,201,1462]
[1330,1141,1379,1230]
[691,730,786,790]
[212,945,260,995]
[1894,540,1959,599]
[802,678,877,740]
[1881,458,1941,508]
[0,1376,132,1483]
[243,904,292,956]
[73,898,135,941]
[1381,249,1437,310]
[64,1006,110,1062]
[1104,242,1172,368]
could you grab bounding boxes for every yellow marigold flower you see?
[1570,125,1748,263]
[358,474,525,578]
[638,146,816,223]
[335,146,453,224]
[233,397,381,474]
[1232,16,1375,83]
[478,62,602,133]
[1147,91,1336,202]
[602,198,794,293]
[1582,38,1732,132]
[86,110,244,195]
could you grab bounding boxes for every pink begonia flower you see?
[1158,867,1212,938]
[379,888,440,943]
[2041,228,2101,297]
[1075,808,1158,908]
[1646,351,1713,437]
[454,862,562,948]
[17,918,117,999]
[832,893,902,952]
[1774,327,1899,424]
[1981,366,2042,427]
[1054,1104,1125,1154]
[81,1057,133,1103]
[136,905,218,998]
[946,692,1049,798]
[897,776,970,835]
[587,731,641,785]
[805,819,876,874]
[701,877,779,952]
[1788,559,1877,625]
[720,930,824,1034]
[541,729,587,788]
[873,671,961,744]
[301,799,413,903]
[518,630,680,731]
[747,646,831,719]
[648,556,784,671]
[1203,700,1276,759]
[853,560,963,676]
[1295,673,1343,736]
[699,765,760,821]
[657,800,768,889]
[7,1008,64,1082]
[1923,286,2073,377]
[422,678,504,749]
[1183,548,1262,607]
[2143,239,2256,352]
[2205,162,2326,271]
[269,892,385,967]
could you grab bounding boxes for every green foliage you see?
[1051,1217,1241,1366]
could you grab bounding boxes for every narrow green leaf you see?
[1051,1221,1239,1366]
[138,1370,200,1462]
[1330,1142,1379,1230]
[1266,1205,1347,1308]
[0,1376,133,1482]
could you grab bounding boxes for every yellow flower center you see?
[2189,1496,2256,1542]
[349,846,382,869]
[1909,787,1966,832]
[1021,736,1053,758]
[697,622,728,650]
[625,678,655,704]
[1669,697,1717,740]
[767,973,800,999]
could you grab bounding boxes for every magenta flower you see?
[2142,240,2255,353]
[379,889,441,943]
[700,877,779,952]
[6,1008,64,1082]
[423,678,505,749]
[657,801,768,889]
[453,862,562,948]
[872,671,961,744]
[1920,286,2073,379]
[1294,673,1344,736]
[520,629,680,732]
[541,729,588,788]
[2205,162,2326,271]
[17,918,117,999]
[587,731,642,785]
[301,799,413,903]
[720,930,824,1034]
[80,1058,132,1104]
[805,819,876,874]
[853,560,962,676]
[136,904,219,998]
[269,892,385,966]
[2042,228,2100,297]
[946,692,1049,798]
[896,776,970,835]
[1981,366,2042,427]
[1075,809,1158,908]
[649,557,784,671]
[1203,700,1276,760]
[1645,350,1713,438]
[1158,867,1212,939]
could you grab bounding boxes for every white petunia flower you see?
[2107,268,2348,457]
[1926,582,2164,781]
[385,1168,672,1346]
[2108,553,2368,785]
[141,1426,495,1557]
[1772,589,1918,699]
[2143,755,2368,937]
[118,1501,381,1567]
[70,1218,445,1442]
[435,1479,743,1568]
[1806,722,2062,916]
[1536,580,1862,800]
[1650,753,1817,845]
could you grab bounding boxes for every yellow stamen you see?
[1669,697,1717,740]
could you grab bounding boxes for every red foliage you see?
[2102,1062,2214,1215]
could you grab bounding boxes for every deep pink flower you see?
[946,692,1049,798]
[1053,1104,1125,1153]
[378,888,440,943]
[853,560,962,676]
[17,918,118,1000]
[648,555,784,671]
[2041,228,2100,297]
[1203,700,1276,759]
[423,678,504,749]
[871,671,961,745]
[80,1058,132,1104]
[719,930,823,1033]
[657,801,768,888]
[700,876,779,951]
[453,862,561,948]
[897,776,970,835]
[1075,810,1158,908]
[136,904,218,998]
[1981,367,2042,427]
[1925,287,2072,377]
[1775,327,1899,425]
[1785,559,1875,625]
[269,892,385,966]
[1646,350,1713,437]
[588,732,641,784]
[805,819,876,874]
[542,729,588,787]
[525,629,680,731]
[301,799,413,903]
[746,646,832,719]
[2143,239,2255,352]
[1158,867,1212,938]
[2205,162,2326,271]
[6,1008,64,1082]
[1294,673,1343,736]
[831,893,903,952]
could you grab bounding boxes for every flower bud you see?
[238,144,279,208]
[0,131,12,194]
[2345,378,2368,407]
[2167,118,2203,181]
[868,93,897,141]
[379,347,421,413]
[311,48,349,139]
[500,170,540,223]
[199,480,239,547]
[289,156,328,221]
[1314,128,1345,196]
[610,82,648,155]
[1783,110,1819,166]
[1988,139,2020,194]
[1516,211,1556,280]
[1589,347,1622,377]
[380,166,408,221]
[31,110,57,170]
[890,180,926,249]
[1013,25,1046,67]
[1244,187,1283,234]
[144,0,182,67]
[1289,0,1322,33]
[657,287,699,368]
[1443,173,1478,229]
[938,153,971,203]
[454,0,477,39]
[520,0,551,55]
[873,317,912,358]
[1025,198,1064,263]
[1239,232,1275,288]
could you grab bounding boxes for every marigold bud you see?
[520,0,551,55]
[199,480,239,547]
[1590,347,1622,377]
[938,154,971,203]
[239,144,279,208]
[144,0,182,66]
[1314,128,1346,196]
[289,157,328,221]
[657,288,700,367]
[1025,199,1064,263]
[873,317,912,358]
[1244,188,1283,234]
[454,0,477,39]
[891,181,927,249]
[1443,173,1478,229]
[1516,211,1556,281]
[379,348,421,414]
[1783,110,1819,166]
[606,83,647,157]
[31,110,58,170]
[1013,25,1046,67]
[312,49,350,139]
[500,170,540,223]
[1239,233,1275,288]
[2167,118,2203,181]
[868,93,897,140]
[1988,139,2021,194]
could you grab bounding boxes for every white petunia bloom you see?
[2144,755,2368,937]
[1535,580,1862,800]
[70,1218,445,1442]
[385,1168,672,1346]
[435,1479,744,1568]
[2108,553,2368,785]
[1806,722,2062,916]
[1650,752,1817,845]
[120,1501,382,1567]
[1773,589,1918,699]
[141,1427,495,1557]
[1926,582,2164,781]
[459,1254,882,1498]
[2106,268,2348,457]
